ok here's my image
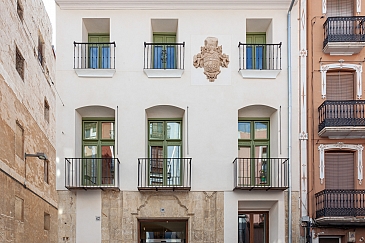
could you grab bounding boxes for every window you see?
[246,33,266,70]
[238,212,269,243]
[82,119,115,186]
[325,152,354,190]
[16,46,25,80]
[238,120,269,186]
[38,34,44,66]
[44,160,49,184]
[15,121,24,159]
[44,212,50,230]
[15,196,24,222]
[326,71,355,100]
[17,0,23,22]
[327,0,354,17]
[88,35,111,69]
[153,33,176,69]
[148,119,182,186]
[44,98,50,123]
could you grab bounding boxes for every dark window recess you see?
[16,47,25,80]
[17,0,23,21]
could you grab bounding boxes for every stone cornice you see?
[55,0,293,10]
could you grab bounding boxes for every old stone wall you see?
[0,0,56,242]
[285,191,301,243]
[58,191,224,243]
[0,171,58,243]
[104,191,224,243]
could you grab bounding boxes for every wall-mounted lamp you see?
[25,152,48,160]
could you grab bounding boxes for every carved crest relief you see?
[193,37,229,82]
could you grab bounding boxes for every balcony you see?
[233,158,289,190]
[143,42,185,78]
[65,158,120,190]
[73,41,116,77]
[323,16,365,55]
[238,42,282,79]
[137,158,191,191]
[315,189,365,226]
[318,100,365,138]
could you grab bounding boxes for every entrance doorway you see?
[139,219,187,243]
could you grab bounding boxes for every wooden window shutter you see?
[325,152,354,189]
[327,0,354,17]
[326,72,354,100]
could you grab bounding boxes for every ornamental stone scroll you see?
[193,37,229,82]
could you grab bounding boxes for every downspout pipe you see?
[287,0,296,243]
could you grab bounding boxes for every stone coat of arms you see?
[193,37,229,82]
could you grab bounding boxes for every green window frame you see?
[148,119,182,186]
[153,33,177,69]
[88,34,111,69]
[82,118,115,186]
[238,119,270,186]
[246,33,266,70]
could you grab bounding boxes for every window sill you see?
[75,69,116,78]
[144,69,184,78]
[239,69,281,79]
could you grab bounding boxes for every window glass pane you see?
[84,122,97,139]
[238,148,251,186]
[167,146,181,186]
[140,220,187,240]
[166,122,181,139]
[254,122,268,139]
[101,145,114,184]
[84,145,98,158]
[253,213,266,243]
[238,214,250,243]
[101,122,114,139]
[255,146,268,184]
[150,146,163,185]
[149,122,164,139]
[238,122,251,139]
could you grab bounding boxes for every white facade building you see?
[55,1,301,242]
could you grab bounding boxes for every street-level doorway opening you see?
[139,219,188,243]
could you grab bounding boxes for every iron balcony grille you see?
[138,158,191,190]
[323,16,365,48]
[65,158,120,190]
[143,42,185,70]
[315,189,365,218]
[233,158,289,190]
[73,41,116,69]
[318,100,365,132]
[238,42,282,71]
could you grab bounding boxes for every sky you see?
[42,0,56,46]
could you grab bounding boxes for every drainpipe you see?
[287,0,296,243]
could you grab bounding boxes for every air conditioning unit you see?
[347,232,355,243]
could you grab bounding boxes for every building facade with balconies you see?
[55,0,301,242]
[0,0,57,242]
[307,0,365,242]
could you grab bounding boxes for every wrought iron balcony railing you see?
[318,100,365,132]
[143,42,185,70]
[73,41,116,69]
[323,16,365,48]
[315,189,365,218]
[233,158,289,190]
[65,158,120,190]
[138,158,191,190]
[238,43,282,70]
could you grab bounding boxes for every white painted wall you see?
[56,1,300,241]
